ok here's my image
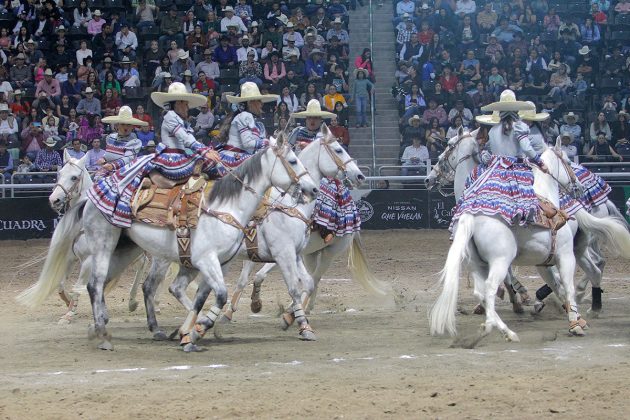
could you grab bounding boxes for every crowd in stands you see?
[0,0,371,181]
[393,0,630,169]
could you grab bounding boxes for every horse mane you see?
[208,148,266,204]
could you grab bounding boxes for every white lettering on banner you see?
[380,202,423,222]
[433,200,454,224]
[0,219,48,231]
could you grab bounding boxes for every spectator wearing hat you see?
[35,68,61,99]
[117,56,140,87]
[76,87,101,115]
[0,103,19,148]
[214,35,237,68]
[137,125,156,150]
[115,23,138,61]
[282,35,300,62]
[31,92,55,119]
[305,49,325,82]
[9,53,33,89]
[236,35,258,62]
[10,90,30,119]
[264,51,286,90]
[87,9,105,36]
[76,55,94,82]
[34,136,62,174]
[196,49,220,81]
[220,6,247,34]
[351,68,373,127]
[0,140,13,177]
[396,15,417,50]
[26,40,44,66]
[560,112,583,149]
[401,134,429,176]
[400,114,424,153]
[326,18,349,45]
[239,50,263,86]
[559,133,578,159]
[283,22,304,48]
[170,50,195,82]
[160,6,184,50]
[140,140,157,156]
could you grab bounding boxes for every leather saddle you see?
[533,196,569,232]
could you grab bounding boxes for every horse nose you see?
[357,174,366,182]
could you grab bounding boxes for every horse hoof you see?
[87,324,97,340]
[512,303,524,314]
[250,300,262,313]
[280,312,295,331]
[577,318,589,329]
[128,300,138,312]
[569,325,586,336]
[153,330,168,341]
[183,343,202,353]
[98,340,113,351]
[519,293,532,306]
[531,300,545,315]
[473,304,485,315]
[218,314,231,324]
[168,329,180,341]
[299,330,317,341]
[504,331,520,342]
[586,308,600,318]
[58,316,71,325]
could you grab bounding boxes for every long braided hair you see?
[500,111,519,135]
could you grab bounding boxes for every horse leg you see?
[304,247,337,314]
[128,254,149,312]
[531,266,566,315]
[297,257,315,309]
[275,250,316,340]
[483,260,519,342]
[168,267,197,312]
[546,250,585,336]
[302,252,320,314]
[574,234,603,316]
[185,258,228,351]
[503,271,524,314]
[251,263,276,313]
[221,260,255,322]
[57,255,80,324]
[142,258,171,340]
[507,267,530,305]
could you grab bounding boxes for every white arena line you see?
[607,344,628,348]
[399,355,417,359]
[94,368,147,374]
[321,278,352,282]
[162,365,192,371]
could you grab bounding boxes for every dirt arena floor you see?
[1,230,630,419]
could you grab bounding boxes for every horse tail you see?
[429,214,474,336]
[16,201,85,308]
[347,233,391,296]
[604,200,629,230]
[575,208,630,258]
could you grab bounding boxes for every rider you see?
[451,90,541,230]
[218,82,279,168]
[289,99,361,243]
[97,106,147,174]
[88,82,221,228]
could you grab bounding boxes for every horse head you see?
[49,152,91,213]
[269,133,319,202]
[539,137,584,200]
[426,128,480,194]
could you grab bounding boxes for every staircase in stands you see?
[348,0,400,173]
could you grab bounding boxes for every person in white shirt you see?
[455,0,477,16]
[0,103,18,147]
[75,40,93,67]
[115,23,138,61]
[282,22,304,47]
[195,49,220,81]
[401,135,429,176]
[220,6,247,34]
[236,35,258,62]
[194,104,215,137]
[560,133,578,159]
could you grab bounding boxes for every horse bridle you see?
[52,160,86,214]
[320,135,357,186]
[538,149,581,198]
[432,133,480,197]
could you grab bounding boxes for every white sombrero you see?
[151,82,208,109]
[481,89,535,112]
[101,106,148,126]
[475,111,500,125]
[225,82,279,104]
[518,102,549,122]
[291,99,336,119]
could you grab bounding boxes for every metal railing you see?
[377,161,432,176]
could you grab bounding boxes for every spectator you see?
[115,23,138,61]
[588,131,623,161]
[136,123,156,149]
[282,36,300,62]
[305,49,325,82]
[78,113,103,144]
[354,48,374,81]
[73,0,92,30]
[277,86,299,113]
[101,71,121,95]
[477,3,498,32]
[220,6,247,34]
[401,135,429,176]
[590,112,612,143]
[136,0,157,31]
[274,101,290,127]
[195,71,217,92]
[615,137,630,158]
[455,0,477,18]
[75,40,93,68]
[0,103,18,148]
[327,18,349,45]
[423,98,448,126]
[333,101,350,127]
[612,111,630,142]
[323,85,347,112]
[196,49,220,81]
[548,63,572,102]
[236,34,258,62]
[10,90,30,120]
[560,133,578,159]
[170,50,195,83]
[264,51,286,90]
[352,68,373,128]
[300,83,322,108]
[0,141,13,177]
[159,6,184,50]
[10,53,32,89]
[214,35,237,68]
[615,0,630,14]
[87,9,106,36]
[560,112,583,149]
[43,115,59,138]
[283,22,304,48]
[76,87,101,115]
[133,105,152,129]
[35,68,61,99]
[101,88,121,117]
[85,137,105,171]
[65,138,85,161]
[34,136,62,173]
[439,64,459,93]
[61,109,81,141]
[401,114,424,154]
[193,103,214,138]
[116,57,141,88]
[329,116,350,151]
[448,100,474,127]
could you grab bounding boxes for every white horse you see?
[428,135,630,341]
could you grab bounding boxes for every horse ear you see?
[320,122,330,137]
[457,126,464,137]
[554,134,562,151]
[63,148,70,163]
[276,131,285,147]
[78,152,89,167]
[470,128,480,138]
[268,135,278,148]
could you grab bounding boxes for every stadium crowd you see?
[0,0,367,181]
[393,0,630,169]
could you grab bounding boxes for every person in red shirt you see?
[439,64,459,93]
[417,21,434,45]
[329,116,350,151]
[133,104,153,129]
[591,3,608,25]
[10,90,30,119]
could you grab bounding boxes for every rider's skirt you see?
[571,162,611,211]
[313,177,361,235]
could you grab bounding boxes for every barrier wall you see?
[1,187,629,240]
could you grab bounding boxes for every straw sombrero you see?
[475,111,500,125]
[518,102,549,122]
[151,82,208,109]
[101,106,149,126]
[225,82,279,104]
[291,99,336,119]
[481,90,535,112]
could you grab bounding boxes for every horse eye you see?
[335,148,343,154]
[71,176,78,181]
[288,159,297,165]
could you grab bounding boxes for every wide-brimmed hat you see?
[151,82,207,109]
[559,133,574,141]
[519,102,549,121]
[226,82,279,104]
[44,136,58,147]
[564,112,579,122]
[0,103,9,112]
[579,46,591,55]
[44,68,53,76]
[102,106,149,126]
[183,69,192,77]
[13,89,22,95]
[309,48,323,57]
[177,50,189,60]
[93,9,101,16]
[408,114,421,125]
[333,17,342,24]
[146,140,156,147]
[354,68,369,77]
[286,22,294,28]
[291,99,336,119]
[56,25,65,32]
[120,56,131,64]
[475,111,500,125]
[222,5,234,12]
[15,53,25,60]
[84,87,94,94]
[481,89,535,112]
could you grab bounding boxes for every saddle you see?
[131,174,214,268]
[532,196,570,266]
